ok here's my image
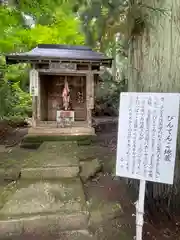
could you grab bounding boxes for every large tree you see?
[78,0,180,207]
[127,0,180,204]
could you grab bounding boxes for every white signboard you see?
[116,93,180,184]
[56,110,74,126]
[29,69,39,96]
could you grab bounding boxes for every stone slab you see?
[57,230,96,240]
[22,142,79,169]
[38,141,78,152]
[0,144,109,183]
[0,229,96,240]
[21,166,79,179]
[22,135,96,144]
[0,179,86,217]
[76,145,110,161]
[0,169,20,181]
[0,178,89,237]
[28,126,95,136]
[0,213,88,238]
[80,158,102,182]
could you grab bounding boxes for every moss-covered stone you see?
[0,148,32,181]
[0,148,31,169]
[0,143,103,181]
[22,135,96,144]
[1,168,20,181]
[78,144,112,161]
[0,141,133,240]
[0,177,89,238]
[38,141,77,152]
[0,213,89,238]
[58,230,96,240]
[0,178,87,218]
[21,142,80,170]
[0,181,18,210]
[21,166,79,180]
[80,158,102,182]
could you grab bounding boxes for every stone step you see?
[20,142,80,180]
[21,166,79,179]
[28,126,95,136]
[0,179,88,238]
[22,142,79,168]
[56,230,96,240]
[0,213,89,238]
[1,229,96,240]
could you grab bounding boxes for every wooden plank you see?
[38,69,104,75]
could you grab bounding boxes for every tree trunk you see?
[128,0,180,207]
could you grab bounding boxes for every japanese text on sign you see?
[116,93,179,184]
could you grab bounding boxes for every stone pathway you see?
[0,142,93,239]
[0,141,132,240]
[0,141,125,239]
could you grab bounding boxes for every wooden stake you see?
[136,180,146,240]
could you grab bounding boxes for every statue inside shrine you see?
[62,78,70,110]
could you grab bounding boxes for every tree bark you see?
[128,0,180,204]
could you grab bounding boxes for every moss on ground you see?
[22,135,96,144]
[88,197,122,226]
[0,143,114,170]
[87,197,133,240]
[0,181,18,210]
[0,148,32,170]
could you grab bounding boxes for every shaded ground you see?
[94,118,180,240]
[1,117,180,239]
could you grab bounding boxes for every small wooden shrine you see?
[5,44,112,136]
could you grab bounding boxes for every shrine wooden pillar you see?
[31,67,39,128]
[37,73,41,122]
[32,96,37,128]
[86,72,94,127]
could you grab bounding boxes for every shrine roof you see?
[5,44,112,66]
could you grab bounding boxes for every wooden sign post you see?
[29,69,39,127]
[116,93,180,240]
[29,69,39,96]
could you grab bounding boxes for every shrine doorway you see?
[40,74,87,122]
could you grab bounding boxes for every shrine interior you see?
[40,74,87,122]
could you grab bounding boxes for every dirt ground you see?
[1,117,180,239]
[94,118,180,240]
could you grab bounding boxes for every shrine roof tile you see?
[5,44,112,66]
